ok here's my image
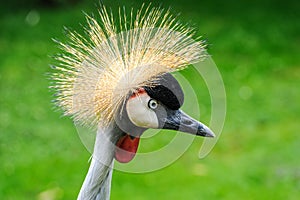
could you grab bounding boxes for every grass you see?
[0,0,299,199]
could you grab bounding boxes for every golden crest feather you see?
[51,4,207,128]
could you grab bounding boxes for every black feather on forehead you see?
[144,73,184,110]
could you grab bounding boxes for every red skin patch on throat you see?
[115,134,140,163]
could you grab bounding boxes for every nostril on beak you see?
[182,119,193,126]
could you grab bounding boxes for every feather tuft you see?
[51,4,207,128]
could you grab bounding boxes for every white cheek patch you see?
[126,94,159,129]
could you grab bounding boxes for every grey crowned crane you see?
[51,5,215,200]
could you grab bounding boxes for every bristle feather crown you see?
[51,4,207,128]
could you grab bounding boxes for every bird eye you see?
[148,99,158,109]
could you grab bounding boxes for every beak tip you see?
[197,131,215,138]
[205,132,215,138]
[197,125,215,138]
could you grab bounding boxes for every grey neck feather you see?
[77,123,122,200]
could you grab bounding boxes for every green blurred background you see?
[0,0,299,199]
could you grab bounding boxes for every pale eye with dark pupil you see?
[148,99,158,109]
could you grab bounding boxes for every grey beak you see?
[161,109,215,137]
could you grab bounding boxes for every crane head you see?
[114,73,215,163]
[51,5,213,166]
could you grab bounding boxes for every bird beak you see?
[160,109,215,137]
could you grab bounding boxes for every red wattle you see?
[115,134,140,163]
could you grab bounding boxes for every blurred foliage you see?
[1,0,81,11]
[0,0,300,199]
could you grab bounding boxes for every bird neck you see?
[77,123,122,200]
